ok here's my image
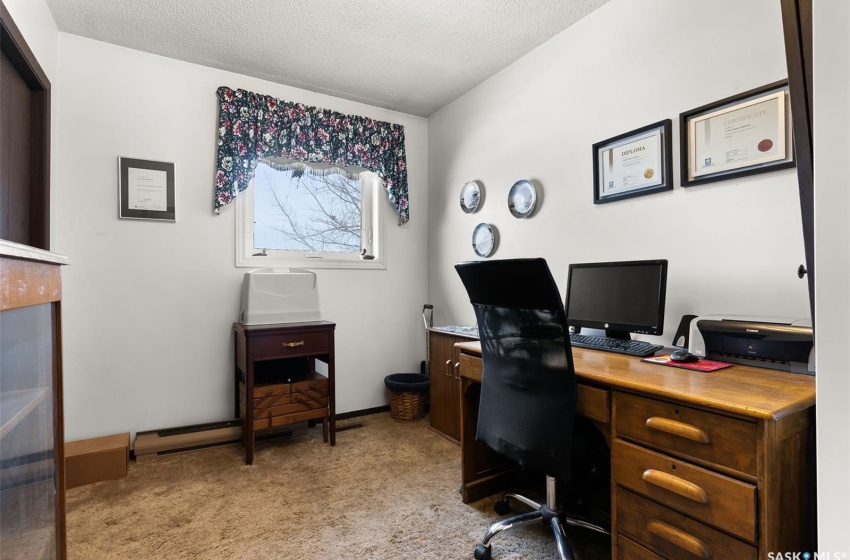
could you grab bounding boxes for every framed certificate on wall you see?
[118,157,176,221]
[680,81,795,187]
[593,119,673,205]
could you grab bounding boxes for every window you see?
[236,161,384,268]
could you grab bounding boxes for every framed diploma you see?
[593,119,673,204]
[118,157,175,221]
[680,80,794,187]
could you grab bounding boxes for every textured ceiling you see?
[46,0,607,117]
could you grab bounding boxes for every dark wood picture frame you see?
[592,119,673,205]
[680,80,795,188]
[118,157,176,221]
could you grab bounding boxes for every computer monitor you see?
[565,259,668,339]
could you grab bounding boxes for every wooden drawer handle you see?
[647,519,712,559]
[282,341,305,347]
[645,417,711,444]
[642,469,709,504]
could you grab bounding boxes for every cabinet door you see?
[1,303,62,559]
[428,332,459,441]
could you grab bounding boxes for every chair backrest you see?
[455,258,577,480]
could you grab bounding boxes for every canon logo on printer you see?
[746,329,759,333]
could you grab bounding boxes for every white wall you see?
[427,0,809,343]
[53,34,429,441]
[814,0,850,551]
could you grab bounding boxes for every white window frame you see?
[236,168,386,269]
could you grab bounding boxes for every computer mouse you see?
[670,349,699,363]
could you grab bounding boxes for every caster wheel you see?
[473,544,492,560]
[493,498,511,516]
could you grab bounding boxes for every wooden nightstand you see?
[233,321,336,465]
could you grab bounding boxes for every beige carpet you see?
[66,413,610,559]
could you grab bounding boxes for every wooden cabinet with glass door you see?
[1,241,69,559]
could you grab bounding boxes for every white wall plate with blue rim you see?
[508,179,537,218]
[472,223,498,258]
[460,180,482,213]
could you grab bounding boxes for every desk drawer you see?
[618,535,666,560]
[250,331,330,361]
[577,384,610,423]
[613,439,756,542]
[615,392,757,476]
[459,353,483,383]
[618,488,757,560]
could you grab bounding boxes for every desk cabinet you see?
[1,246,69,559]
[428,331,460,441]
[455,341,816,560]
[234,321,335,465]
[428,329,478,443]
[612,392,814,560]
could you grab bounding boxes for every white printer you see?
[239,268,321,325]
[688,315,815,375]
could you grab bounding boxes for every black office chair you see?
[455,258,610,560]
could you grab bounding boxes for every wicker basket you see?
[384,373,429,422]
[389,390,426,422]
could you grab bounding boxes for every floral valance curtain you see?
[214,86,409,225]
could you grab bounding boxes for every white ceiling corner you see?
[45,0,608,117]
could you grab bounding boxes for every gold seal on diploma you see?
[644,169,655,179]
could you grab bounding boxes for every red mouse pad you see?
[641,355,733,372]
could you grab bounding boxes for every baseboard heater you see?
[134,420,243,461]
[133,420,311,461]
[134,407,386,460]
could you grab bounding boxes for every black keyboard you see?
[569,334,663,357]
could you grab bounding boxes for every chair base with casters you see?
[473,475,610,560]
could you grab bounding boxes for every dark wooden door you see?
[780,0,814,326]
[1,3,51,250]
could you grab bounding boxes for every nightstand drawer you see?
[618,488,757,560]
[250,330,330,361]
[292,375,328,398]
[245,382,290,400]
[292,375,329,411]
[255,396,327,418]
[252,407,327,431]
[615,392,757,476]
[613,439,756,542]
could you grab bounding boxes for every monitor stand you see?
[605,329,631,340]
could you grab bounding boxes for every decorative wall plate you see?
[508,179,537,218]
[472,223,498,258]
[460,181,482,213]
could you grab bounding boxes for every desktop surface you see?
[455,340,814,420]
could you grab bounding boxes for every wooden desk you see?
[455,341,816,560]
[234,321,336,465]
